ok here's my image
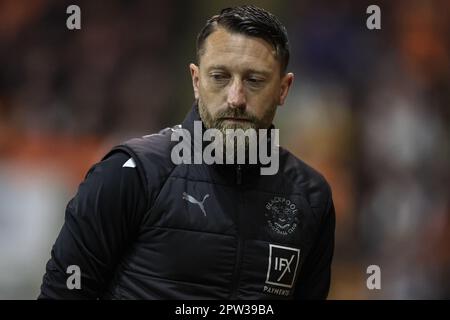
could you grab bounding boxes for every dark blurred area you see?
[0,0,448,299]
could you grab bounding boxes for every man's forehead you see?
[200,28,278,68]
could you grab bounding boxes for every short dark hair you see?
[196,5,290,73]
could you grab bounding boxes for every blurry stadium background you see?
[0,0,448,299]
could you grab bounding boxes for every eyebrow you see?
[206,65,272,77]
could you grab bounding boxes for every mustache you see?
[214,108,258,123]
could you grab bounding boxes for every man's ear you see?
[190,63,200,100]
[278,72,294,105]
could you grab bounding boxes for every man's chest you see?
[126,175,321,298]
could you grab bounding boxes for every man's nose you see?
[227,79,246,109]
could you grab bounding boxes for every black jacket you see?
[39,103,335,299]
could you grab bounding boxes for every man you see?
[39,5,335,300]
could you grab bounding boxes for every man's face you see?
[190,27,293,133]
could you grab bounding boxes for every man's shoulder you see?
[103,126,180,200]
[279,147,332,207]
[120,126,177,154]
[106,126,178,164]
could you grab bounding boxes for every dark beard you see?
[197,99,274,132]
[197,99,276,162]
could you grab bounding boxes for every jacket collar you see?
[180,100,204,137]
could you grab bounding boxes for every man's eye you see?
[210,74,229,81]
[246,78,265,86]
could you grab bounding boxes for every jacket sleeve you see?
[38,152,147,299]
[294,187,336,300]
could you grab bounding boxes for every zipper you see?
[236,164,242,185]
[230,237,243,299]
[230,165,243,299]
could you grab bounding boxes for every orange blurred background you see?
[0,0,448,299]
